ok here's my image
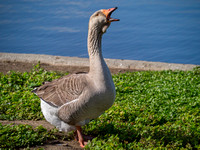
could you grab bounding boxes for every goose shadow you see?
[85,122,141,143]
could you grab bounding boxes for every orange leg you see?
[76,126,87,148]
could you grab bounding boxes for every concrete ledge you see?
[0,53,198,73]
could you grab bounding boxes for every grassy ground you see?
[0,64,200,149]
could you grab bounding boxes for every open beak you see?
[102,7,120,22]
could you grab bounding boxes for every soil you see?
[0,61,135,75]
[0,61,133,149]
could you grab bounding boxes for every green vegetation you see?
[85,68,200,149]
[0,65,200,149]
[0,64,68,120]
[0,123,57,149]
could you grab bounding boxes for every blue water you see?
[0,0,200,65]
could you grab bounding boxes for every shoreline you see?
[0,52,198,74]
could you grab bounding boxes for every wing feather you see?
[34,74,88,107]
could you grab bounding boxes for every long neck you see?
[87,26,103,57]
[88,26,106,74]
[87,23,114,90]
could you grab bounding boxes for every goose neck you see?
[87,27,103,57]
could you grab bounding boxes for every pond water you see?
[0,0,200,65]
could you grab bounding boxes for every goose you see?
[32,7,119,148]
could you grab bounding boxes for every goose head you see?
[89,7,119,34]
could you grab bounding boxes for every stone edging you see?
[0,52,198,71]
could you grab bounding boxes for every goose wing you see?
[34,73,88,107]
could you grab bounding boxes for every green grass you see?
[0,65,200,149]
[85,68,200,149]
[0,64,68,120]
[0,123,58,149]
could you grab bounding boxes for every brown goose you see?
[33,7,119,148]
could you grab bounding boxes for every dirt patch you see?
[0,120,82,150]
[0,61,89,74]
[0,61,135,75]
[0,120,55,130]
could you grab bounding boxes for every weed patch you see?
[0,123,58,149]
[0,64,68,120]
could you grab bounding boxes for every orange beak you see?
[101,7,120,22]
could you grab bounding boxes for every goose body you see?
[33,7,119,147]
